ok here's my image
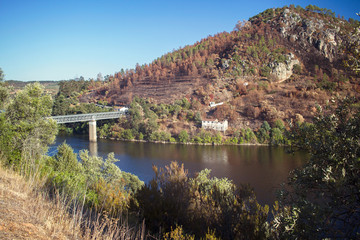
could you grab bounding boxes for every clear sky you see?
[0,0,359,81]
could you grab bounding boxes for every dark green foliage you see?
[273,119,285,130]
[121,129,134,140]
[292,64,301,74]
[260,66,271,77]
[1,83,57,167]
[305,4,336,18]
[243,127,257,143]
[0,68,4,81]
[135,163,271,239]
[57,79,90,98]
[54,142,80,173]
[317,73,336,91]
[178,130,189,143]
[0,68,9,109]
[270,128,283,145]
[281,98,360,238]
[135,162,190,233]
[257,121,271,143]
[194,111,202,125]
[52,94,70,116]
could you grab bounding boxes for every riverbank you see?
[100,136,271,146]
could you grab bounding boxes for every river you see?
[49,134,307,205]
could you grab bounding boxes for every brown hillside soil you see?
[0,167,78,240]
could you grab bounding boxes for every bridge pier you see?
[89,120,97,142]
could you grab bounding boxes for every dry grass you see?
[0,165,147,240]
[0,166,79,239]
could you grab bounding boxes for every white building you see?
[209,102,223,108]
[202,119,228,132]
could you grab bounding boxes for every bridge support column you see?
[89,120,97,142]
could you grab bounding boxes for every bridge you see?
[49,108,128,142]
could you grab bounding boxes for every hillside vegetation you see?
[58,5,360,145]
[81,5,359,131]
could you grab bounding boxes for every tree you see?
[257,121,271,143]
[279,98,360,239]
[135,162,190,233]
[54,141,79,173]
[0,68,9,109]
[0,67,4,81]
[97,72,103,81]
[178,130,189,143]
[2,83,57,167]
[270,128,283,145]
[52,94,70,116]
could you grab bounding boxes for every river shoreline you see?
[99,136,272,147]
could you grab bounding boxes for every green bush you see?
[178,130,189,143]
[260,66,271,77]
[270,128,284,145]
[243,128,257,143]
[281,98,360,238]
[292,64,302,74]
[121,129,134,140]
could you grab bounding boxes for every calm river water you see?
[49,134,307,205]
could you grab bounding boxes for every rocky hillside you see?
[81,5,360,128]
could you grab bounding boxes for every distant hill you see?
[81,5,360,128]
[5,80,60,96]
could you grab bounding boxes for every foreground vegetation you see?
[1,67,359,238]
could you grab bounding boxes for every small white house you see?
[114,107,129,113]
[202,119,228,132]
[209,102,223,108]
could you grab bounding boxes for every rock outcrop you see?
[269,53,300,81]
[275,8,344,62]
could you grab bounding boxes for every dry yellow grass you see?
[0,165,149,240]
[0,166,81,239]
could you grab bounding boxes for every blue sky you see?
[0,0,359,81]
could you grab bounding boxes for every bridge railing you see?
[49,110,127,124]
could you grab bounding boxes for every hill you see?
[5,80,60,96]
[80,5,360,129]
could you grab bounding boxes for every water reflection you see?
[201,148,228,164]
[89,141,98,156]
[50,134,307,205]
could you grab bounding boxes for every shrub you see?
[53,142,80,173]
[281,98,360,238]
[178,130,189,143]
[257,121,271,143]
[260,66,271,77]
[135,162,190,233]
[292,64,302,74]
[270,128,284,145]
[121,129,134,140]
[243,128,258,143]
